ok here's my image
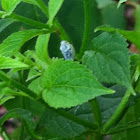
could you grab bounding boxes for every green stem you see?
[39,99,97,130]
[78,0,90,59]
[0,70,97,130]
[35,0,71,41]
[19,119,24,140]
[19,72,25,140]
[8,13,51,30]
[90,98,102,128]
[36,0,49,17]
[103,90,132,132]
[0,70,38,99]
[54,19,71,42]
[90,98,103,140]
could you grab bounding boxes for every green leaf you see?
[0,56,28,69]
[0,11,6,18]
[36,85,126,139]
[48,0,64,25]
[26,67,41,82]
[35,34,51,64]
[28,77,42,96]
[0,18,15,33]
[134,6,140,32]
[0,29,51,57]
[1,0,22,17]
[0,96,15,105]
[95,25,140,50]
[42,59,114,108]
[82,32,132,91]
[117,0,127,8]
[1,87,32,98]
[36,107,86,139]
[0,108,42,139]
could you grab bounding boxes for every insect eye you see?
[60,41,75,60]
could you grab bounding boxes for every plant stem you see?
[8,13,52,30]
[78,0,90,59]
[90,98,102,128]
[39,99,97,130]
[0,70,38,99]
[89,98,103,140]
[19,72,25,140]
[54,19,71,42]
[36,0,49,17]
[0,70,98,130]
[103,90,132,132]
[19,119,24,140]
[36,0,71,41]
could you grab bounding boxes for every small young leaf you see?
[82,32,132,91]
[35,34,51,64]
[0,29,51,57]
[42,59,114,108]
[48,0,64,25]
[1,0,22,17]
[0,56,28,69]
[95,25,140,50]
[117,0,127,8]
[26,67,41,82]
[28,78,42,96]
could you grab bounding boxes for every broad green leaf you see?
[26,67,41,82]
[134,6,140,32]
[95,25,140,50]
[82,32,132,91]
[0,56,28,69]
[117,0,127,8]
[0,108,42,139]
[36,85,126,139]
[35,34,51,64]
[42,59,114,108]
[1,0,21,17]
[48,0,64,25]
[36,108,86,139]
[0,29,51,57]
[0,18,15,33]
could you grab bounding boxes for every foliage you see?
[0,0,139,140]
